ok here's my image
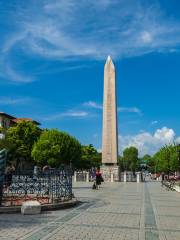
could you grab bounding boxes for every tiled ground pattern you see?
[0,182,180,239]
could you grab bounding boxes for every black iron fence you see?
[1,167,73,206]
[0,149,7,205]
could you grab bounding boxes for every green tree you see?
[6,121,41,169]
[140,154,153,172]
[118,155,123,171]
[141,154,151,163]
[153,144,178,174]
[91,152,102,168]
[0,138,9,150]
[77,144,101,169]
[122,147,139,172]
[32,129,82,168]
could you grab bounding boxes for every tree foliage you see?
[121,147,139,172]
[139,154,153,172]
[153,144,178,173]
[3,119,179,174]
[76,144,101,169]
[32,129,82,167]
[6,121,41,168]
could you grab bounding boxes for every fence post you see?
[110,172,114,182]
[74,171,77,182]
[86,172,89,182]
[124,171,126,182]
[137,172,140,183]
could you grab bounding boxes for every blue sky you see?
[0,0,180,156]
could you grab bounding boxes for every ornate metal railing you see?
[1,167,73,206]
[0,149,7,206]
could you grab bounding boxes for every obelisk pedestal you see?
[101,56,119,182]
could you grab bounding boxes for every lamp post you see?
[177,144,180,176]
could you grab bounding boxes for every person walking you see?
[161,172,165,186]
[95,168,103,189]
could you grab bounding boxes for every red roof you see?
[0,112,40,125]
[12,118,40,125]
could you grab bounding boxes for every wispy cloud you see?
[42,110,89,121]
[4,63,34,83]
[42,101,141,122]
[35,64,89,75]
[151,120,158,125]
[83,101,142,114]
[117,107,142,114]
[0,97,33,105]
[83,101,102,109]
[1,0,180,82]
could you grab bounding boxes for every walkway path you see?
[0,182,180,240]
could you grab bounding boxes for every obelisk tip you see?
[105,55,114,68]
[107,55,111,62]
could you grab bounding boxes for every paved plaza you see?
[1,182,180,239]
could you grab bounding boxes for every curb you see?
[0,198,79,214]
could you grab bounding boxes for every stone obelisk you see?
[101,56,119,181]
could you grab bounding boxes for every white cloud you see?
[2,59,34,83]
[151,120,158,125]
[62,111,88,117]
[141,31,152,43]
[154,127,175,141]
[83,101,142,114]
[0,97,32,105]
[83,101,102,109]
[1,0,180,82]
[176,137,180,144]
[42,110,89,121]
[118,107,142,114]
[23,2,180,60]
[119,127,179,156]
[43,102,142,122]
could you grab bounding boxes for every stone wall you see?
[100,165,120,182]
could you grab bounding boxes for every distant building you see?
[0,112,15,129]
[11,118,40,126]
[0,112,40,139]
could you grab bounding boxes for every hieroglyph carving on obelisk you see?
[102,56,118,164]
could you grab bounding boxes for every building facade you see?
[0,112,40,139]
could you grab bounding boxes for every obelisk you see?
[101,56,119,181]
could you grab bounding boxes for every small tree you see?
[6,121,41,169]
[32,129,82,168]
[122,147,139,172]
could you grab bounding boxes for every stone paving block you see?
[21,200,41,215]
